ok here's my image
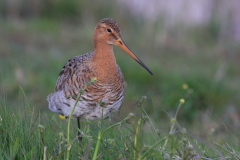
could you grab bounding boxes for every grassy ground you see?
[0,88,239,159]
[0,11,240,159]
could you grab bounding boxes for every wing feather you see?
[53,52,124,107]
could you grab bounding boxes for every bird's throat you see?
[92,44,118,80]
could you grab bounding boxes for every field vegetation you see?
[0,0,240,159]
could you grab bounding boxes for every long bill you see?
[115,38,153,75]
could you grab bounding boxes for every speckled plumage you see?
[47,52,125,120]
[47,18,152,121]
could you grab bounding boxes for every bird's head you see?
[94,18,153,75]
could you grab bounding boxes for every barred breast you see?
[47,52,125,120]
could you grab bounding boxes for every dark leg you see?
[77,117,82,142]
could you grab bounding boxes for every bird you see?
[47,18,153,140]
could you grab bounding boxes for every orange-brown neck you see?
[92,32,118,81]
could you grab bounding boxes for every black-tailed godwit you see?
[47,18,153,139]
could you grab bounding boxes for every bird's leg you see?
[77,117,82,142]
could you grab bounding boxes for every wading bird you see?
[47,18,153,140]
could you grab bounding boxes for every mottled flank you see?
[47,51,125,120]
[55,52,94,92]
[100,18,120,33]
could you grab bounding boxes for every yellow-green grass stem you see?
[93,114,129,160]
[93,105,104,160]
[135,105,144,159]
[66,91,83,159]
[141,137,167,159]
[163,99,185,151]
[67,78,97,160]
[135,117,142,160]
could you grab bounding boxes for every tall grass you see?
[0,85,239,159]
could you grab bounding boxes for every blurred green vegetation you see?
[0,0,240,133]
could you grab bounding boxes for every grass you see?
[0,7,240,159]
[0,82,239,159]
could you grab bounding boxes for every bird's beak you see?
[115,38,153,75]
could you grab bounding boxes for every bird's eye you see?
[107,29,112,33]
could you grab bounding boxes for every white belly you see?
[47,90,124,120]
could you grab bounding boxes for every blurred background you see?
[0,0,240,136]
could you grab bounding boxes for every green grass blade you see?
[10,137,20,160]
